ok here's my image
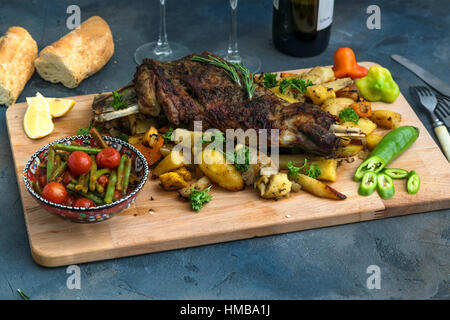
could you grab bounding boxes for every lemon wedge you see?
[47,98,76,118]
[24,92,54,139]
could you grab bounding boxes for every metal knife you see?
[391,54,450,97]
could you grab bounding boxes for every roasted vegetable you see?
[355,66,400,103]
[369,110,402,129]
[196,149,244,191]
[301,66,335,84]
[159,172,188,191]
[293,173,346,200]
[322,78,353,92]
[335,87,359,101]
[321,97,354,116]
[279,154,338,182]
[175,167,192,181]
[305,85,336,105]
[143,126,160,147]
[354,126,419,181]
[366,134,383,151]
[178,176,212,198]
[134,140,163,166]
[350,101,372,118]
[333,47,368,79]
[336,144,364,158]
[341,118,377,135]
[256,173,292,199]
[153,150,187,177]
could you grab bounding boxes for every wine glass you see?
[216,0,261,73]
[134,0,190,64]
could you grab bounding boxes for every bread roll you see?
[0,27,37,106]
[35,16,114,88]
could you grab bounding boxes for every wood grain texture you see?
[6,63,450,267]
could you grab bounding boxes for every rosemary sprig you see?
[191,55,256,100]
[191,55,241,86]
[232,62,256,101]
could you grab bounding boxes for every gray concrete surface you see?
[0,0,448,299]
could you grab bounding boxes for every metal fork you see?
[413,86,450,161]
[436,95,450,127]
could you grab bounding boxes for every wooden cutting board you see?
[6,63,450,267]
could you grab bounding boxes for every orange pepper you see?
[350,101,372,118]
[134,136,164,166]
[333,48,368,79]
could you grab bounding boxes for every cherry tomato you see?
[68,151,92,176]
[97,175,109,188]
[63,194,76,207]
[42,182,67,204]
[73,197,95,208]
[113,190,121,201]
[96,147,121,169]
[62,171,75,186]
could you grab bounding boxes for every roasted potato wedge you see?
[159,172,188,191]
[196,149,244,191]
[294,174,346,200]
[369,110,402,129]
[175,167,192,181]
[270,86,305,103]
[178,176,212,198]
[321,97,355,116]
[256,173,292,199]
[306,84,336,106]
[366,134,384,151]
[341,118,377,135]
[278,154,338,182]
[335,87,359,101]
[153,150,187,177]
[335,144,364,158]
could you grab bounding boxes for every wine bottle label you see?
[317,0,334,31]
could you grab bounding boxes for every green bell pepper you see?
[355,66,400,103]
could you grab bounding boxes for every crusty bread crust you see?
[35,16,114,88]
[0,26,38,106]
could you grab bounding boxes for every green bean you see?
[66,184,104,205]
[96,182,105,194]
[46,147,55,183]
[82,171,90,194]
[104,170,117,204]
[116,155,127,192]
[32,180,42,196]
[89,127,109,149]
[122,158,132,195]
[75,173,87,191]
[93,168,111,180]
[49,161,67,182]
[53,144,102,154]
[89,155,97,191]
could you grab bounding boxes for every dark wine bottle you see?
[273,0,334,57]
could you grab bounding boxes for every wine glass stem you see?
[226,0,241,64]
[155,0,172,55]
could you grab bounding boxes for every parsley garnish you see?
[287,160,321,179]
[339,107,359,124]
[190,186,212,212]
[161,127,174,143]
[116,133,129,142]
[111,91,128,110]
[202,130,226,144]
[222,147,251,172]
[263,73,278,88]
[279,78,314,94]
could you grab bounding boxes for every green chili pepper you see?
[407,170,420,195]
[377,173,395,199]
[354,126,419,181]
[355,66,400,103]
[383,168,409,179]
[358,171,378,196]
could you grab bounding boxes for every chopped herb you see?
[76,126,91,136]
[17,289,30,300]
[263,73,278,88]
[221,147,251,172]
[116,133,129,142]
[111,91,128,110]
[279,78,314,94]
[190,186,212,212]
[339,107,359,124]
[162,127,174,143]
[202,130,226,144]
[287,160,321,179]
[304,164,322,179]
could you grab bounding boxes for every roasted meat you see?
[133,52,340,156]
